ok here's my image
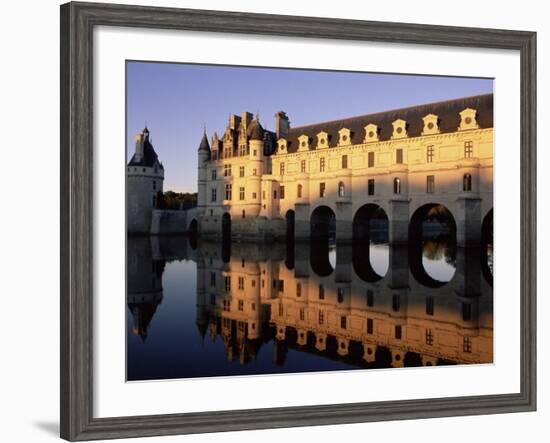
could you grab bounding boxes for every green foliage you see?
[158,191,197,210]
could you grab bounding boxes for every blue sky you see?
[127,62,493,192]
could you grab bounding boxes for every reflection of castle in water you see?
[127,236,493,370]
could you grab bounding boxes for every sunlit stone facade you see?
[196,94,493,245]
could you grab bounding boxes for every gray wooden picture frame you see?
[60,1,537,441]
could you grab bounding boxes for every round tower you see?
[127,127,164,233]
[247,117,264,218]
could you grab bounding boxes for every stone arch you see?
[409,203,457,288]
[285,209,295,241]
[352,204,389,282]
[188,218,198,235]
[481,208,493,286]
[310,206,336,277]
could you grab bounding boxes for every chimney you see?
[134,133,144,162]
[275,111,290,139]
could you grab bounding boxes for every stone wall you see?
[150,208,198,235]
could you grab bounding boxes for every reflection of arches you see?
[310,206,336,277]
[352,204,389,282]
[481,208,493,286]
[409,203,457,287]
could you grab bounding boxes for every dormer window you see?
[298,134,310,151]
[277,139,287,153]
[459,108,479,131]
[316,131,329,149]
[364,124,379,143]
[422,114,440,135]
[338,128,352,147]
[392,119,408,139]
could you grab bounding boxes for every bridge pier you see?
[387,244,409,289]
[294,203,310,240]
[335,202,353,243]
[454,246,482,298]
[456,196,482,246]
[335,243,352,283]
[388,198,410,244]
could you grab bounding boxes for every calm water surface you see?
[127,236,493,381]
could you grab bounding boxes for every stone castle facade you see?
[196,94,493,245]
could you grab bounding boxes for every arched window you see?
[463,173,472,191]
[338,181,345,197]
[297,184,303,198]
[393,177,401,194]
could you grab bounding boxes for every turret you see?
[197,129,210,209]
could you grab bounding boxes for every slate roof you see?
[284,93,493,153]
[198,131,211,152]
[128,136,163,168]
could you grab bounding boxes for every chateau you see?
[126,94,493,245]
[196,94,493,245]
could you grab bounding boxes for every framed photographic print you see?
[60,1,537,441]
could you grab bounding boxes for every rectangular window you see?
[238,300,244,311]
[462,302,472,322]
[273,190,278,199]
[464,141,473,158]
[299,308,305,321]
[152,196,156,208]
[297,184,302,198]
[252,168,257,176]
[368,151,375,167]
[426,329,434,345]
[320,157,325,172]
[210,272,216,287]
[239,187,245,200]
[211,169,217,180]
[224,276,231,292]
[252,192,257,199]
[238,277,244,290]
[300,159,306,173]
[427,145,434,163]
[225,183,232,200]
[366,290,374,307]
[340,316,347,329]
[280,186,285,199]
[426,175,435,193]
[278,280,284,292]
[239,144,246,156]
[463,336,472,353]
[367,318,374,334]
[224,164,232,176]
[211,188,217,202]
[392,294,400,312]
[395,325,402,340]
[396,149,403,164]
[368,179,375,196]
[342,155,348,169]
[320,182,326,198]
[239,166,245,177]
[319,284,325,300]
[280,162,285,175]
[296,283,301,297]
[318,311,324,325]
[278,303,284,317]
[153,180,156,190]
[426,296,434,316]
